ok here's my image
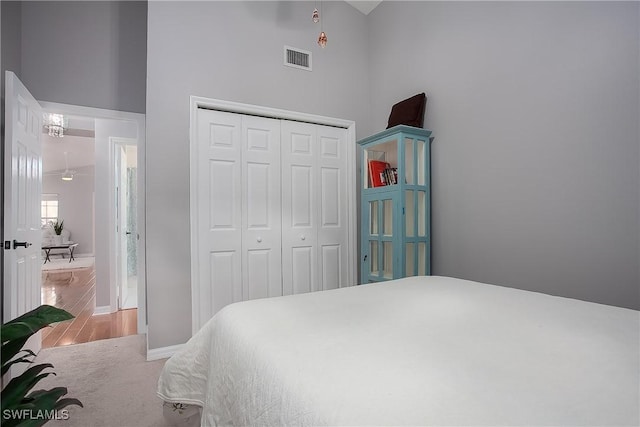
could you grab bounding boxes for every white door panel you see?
[291,246,314,294]
[242,116,282,300]
[4,71,43,357]
[196,109,243,325]
[317,126,349,290]
[209,250,240,314]
[281,121,318,295]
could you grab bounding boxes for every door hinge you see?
[4,241,10,250]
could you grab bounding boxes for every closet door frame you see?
[189,96,357,334]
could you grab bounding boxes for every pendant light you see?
[44,113,68,137]
[318,32,327,48]
[317,0,327,48]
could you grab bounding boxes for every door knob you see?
[257,237,262,243]
[13,240,32,249]
[300,235,306,241]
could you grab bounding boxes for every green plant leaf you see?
[1,364,55,411]
[1,350,36,376]
[1,305,81,423]
[23,387,67,407]
[2,336,30,369]
[54,397,83,410]
[2,305,73,344]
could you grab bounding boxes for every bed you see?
[157,276,639,426]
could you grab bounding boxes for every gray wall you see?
[146,1,371,349]
[1,1,22,82]
[42,165,95,256]
[19,1,147,113]
[368,1,640,309]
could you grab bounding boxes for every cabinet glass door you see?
[362,192,398,283]
[404,186,428,276]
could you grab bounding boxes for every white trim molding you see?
[93,305,112,316]
[147,344,185,361]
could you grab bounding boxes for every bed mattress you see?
[157,276,640,426]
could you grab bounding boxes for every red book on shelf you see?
[368,160,391,187]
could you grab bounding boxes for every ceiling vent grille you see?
[284,46,312,71]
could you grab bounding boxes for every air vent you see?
[284,46,312,71]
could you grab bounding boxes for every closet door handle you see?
[300,235,306,241]
[256,237,262,243]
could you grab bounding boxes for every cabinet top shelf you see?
[357,125,432,147]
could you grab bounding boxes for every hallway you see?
[41,263,137,348]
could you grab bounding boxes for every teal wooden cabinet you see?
[357,125,432,283]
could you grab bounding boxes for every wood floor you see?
[41,264,137,348]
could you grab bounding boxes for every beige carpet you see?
[41,256,95,271]
[35,334,171,427]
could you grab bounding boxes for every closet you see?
[192,107,354,330]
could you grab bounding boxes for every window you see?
[41,194,59,227]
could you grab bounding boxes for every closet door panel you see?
[291,247,313,294]
[210,160,236,228]
[317,126,349,290]
[246,249,273,299]
[281,121,318,295]
[210,251,240,315]
[197,109,243,324]
[291,166,312,228]
[242,116,282,300]
[321,244,341,290]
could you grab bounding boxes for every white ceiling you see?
[42,133,95,173]
[42,113,95,173]
[345,1,382,15]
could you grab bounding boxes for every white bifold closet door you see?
[195,108,349,326]
[241,115,282,301]
[281,121,348,295]
[196,110,281,321]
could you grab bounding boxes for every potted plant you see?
[52,220,64,245]
[1,305,82,426]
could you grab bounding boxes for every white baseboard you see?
[93,305,112,316]
[147,343,184,361]
[75,253,94,258]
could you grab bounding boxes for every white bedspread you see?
[157,276,640,426]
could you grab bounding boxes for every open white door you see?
[115,144,127,309]
[114,142,138,310]
[3,72,43,352]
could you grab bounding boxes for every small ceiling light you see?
[318,31,327,48]
[61,152,74,181]
[312,8,319,23]
[44,113,68,138]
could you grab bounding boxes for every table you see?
[42,243,79,264]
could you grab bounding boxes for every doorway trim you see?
[39,101,147,334]
[111,137,139,313]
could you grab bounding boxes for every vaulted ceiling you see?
[345,1,382,15]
